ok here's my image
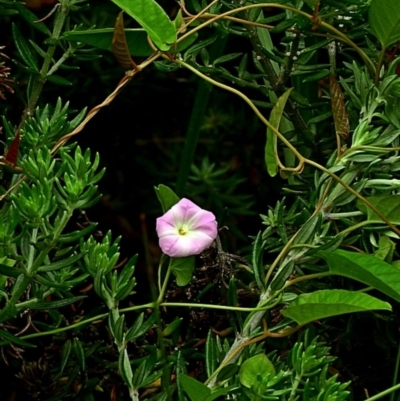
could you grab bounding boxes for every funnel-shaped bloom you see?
[156,198,218,258]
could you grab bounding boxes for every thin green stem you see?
[23,4,68,122]
[17,302,155,342]
[285,272,332,287]
[336,220,371,236]
[390,343,400,401]
[47,45,75,76]
[157,261,172,304]
[14,299,280,343]
[159,301,275,312]
[172,58,305,165]
[364,383,400,401]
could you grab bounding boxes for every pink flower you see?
[156,198,218,258]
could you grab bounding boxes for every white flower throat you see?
[178,224,189,236]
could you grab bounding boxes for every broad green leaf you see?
[282,290,391,325]
[356,195,400,224]
[170,256,195,286]
[63,29,153,57]
[239,354,275,388]
[180,374,211,401]
[265,88,293,177]
[155,184,180,213]
[64,28,199,57]
[110,0,176,51]
[369,0,400,48]
[318,249,400,302]
[374,235,395,262]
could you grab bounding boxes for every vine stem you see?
[364,383,400,401]
[12,300,279,344]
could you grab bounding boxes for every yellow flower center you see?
[178,225,189,236]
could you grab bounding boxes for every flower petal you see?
[156,198,218,257]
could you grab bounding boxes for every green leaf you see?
[282,290,391,325]
[0,256,19,277]
[180,374,211,401]
[64,28,153,56]
[72,339,85,371]
[374,235,395,262]
[119,349,134,388]
[318,249,400,302]
[12,23,38,71]
[131,359,148,388]
[12,2,51,35]
[110,0,176,51]
[126,312,156,341]
[205,330,217,378]
[38,253,85,272]
[176,351,187,401]
[155,184,180,213]
[302,69,330,83]
[356,195,400,224]
[216,363,240,382]
[170,256,195,286]
[59,340,72,375]
[271,18,297,33]
[29,296,87,310]
[162,318,182,336]
[47,75,73,86]
[369,0,400,48]
[213,52,242,66]
[239,353,275,388]
[265,88,292,177]
[58,223,97,243]
[0,328,36,348]
[251,231,265,290]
